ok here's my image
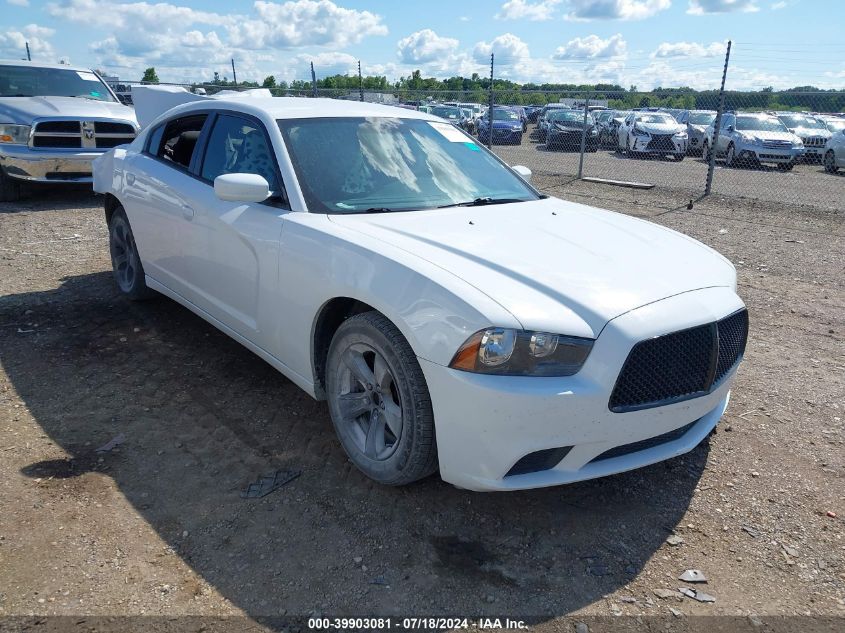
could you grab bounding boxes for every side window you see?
[721,115,733,130]
[152,114,208,170]
[200,114,281,195]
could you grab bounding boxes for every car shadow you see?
[2,272,709,623]
[0,185,100,213]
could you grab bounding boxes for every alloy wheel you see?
[110,220,136,292]
[335,343,403,460]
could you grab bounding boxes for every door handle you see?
[181,204,195,220]
[126,172,135,185]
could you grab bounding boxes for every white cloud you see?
[553,33,627,59]
[652,40,726,58]
[473,33,530,65]
[0,23,55,60]
[565,0,671,21]
[687,0,759,14]
[7,0,30,7]
[396,29,459,64]
[771,0,786,8]
[496,0,561,21]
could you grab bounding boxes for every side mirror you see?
[727,125,734,132]
[214,173,270,203]
[512,165,532,183]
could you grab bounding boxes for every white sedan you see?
[93,96,747,492]
[617,111,688,161]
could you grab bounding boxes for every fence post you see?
[705,40,732,196]
[487,53,494,150]
[577,93,591,179]
[231,59,237,87]
[358,60,364,102]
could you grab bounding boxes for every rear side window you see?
[200,114,281,194]
[149,114,208,169]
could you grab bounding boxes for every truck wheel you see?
[824,150,838,174]
[326,312,438,486]
[108,206,156,300]
[0,169,22,202]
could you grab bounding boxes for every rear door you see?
[177,111,289,346]
[121,113,209,294]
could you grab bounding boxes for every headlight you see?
[0,124,31,144]
[590,129,598,135]
[450,328,593,377]
[632,126,649,137]
[673,131,688,139]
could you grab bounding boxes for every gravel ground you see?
[0,177,843,631]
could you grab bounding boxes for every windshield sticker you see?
[428,121,468,143]
[76,71,99,81]
[463,142,480,151]
[336,202,354,209]
[90,91,101,97]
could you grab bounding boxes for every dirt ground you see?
[0,180,843,631]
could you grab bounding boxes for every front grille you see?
[31,119,136,151]
[646,134,676,151]
[609,309,748,412]
[801,136,826,147]
[589,421,698,464]
[761,140,792,149]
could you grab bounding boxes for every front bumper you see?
[740,145,803,164]
[629,134,686,155]
[421,286,745,491]
[487,128,522,143]
[0,145,105,183]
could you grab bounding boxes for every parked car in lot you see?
[93,94,746,491]
[617,111,687,161]
[823,127,845,173]
[0,59,139,201]
[775,112,832,163]
[477,107,523,145]
[704,112,804,170]
[818,115,845,134]
[525,105,543,123]
[430,105,472,133]
[545,110,598,152]
[675,110,716,156]
[598,110,631,148]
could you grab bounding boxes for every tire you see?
[672,153,685,162]
[326,312,438,486]
[824,150,838,174]
[703,142,713,163]
[0,168,22,203]
[108,206,156,300]
[627,135,638,158]
[777,161,795,172]
[725,143,736,168]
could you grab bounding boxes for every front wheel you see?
[0,168,22,202]
[824,150,838,173]
[326,312,438,486]
[725,143,737,167]
[108,206,156,300]
[703,142,713,163]
[777,161,795,171]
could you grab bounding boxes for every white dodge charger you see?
[93,95,747,492]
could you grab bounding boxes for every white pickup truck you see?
[0,60,139,201]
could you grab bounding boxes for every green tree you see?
[262,75,277,88]
[141,67,159,84]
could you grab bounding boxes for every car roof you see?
[169,97,443,122]
[0,59,96,73]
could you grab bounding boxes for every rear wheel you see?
[703,142,713,163]
[108,206,155,300]
[0,168,22,202]
[824,150,838,173]
[725,143,737,167]
[326,312,438,486]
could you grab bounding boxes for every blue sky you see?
[2,0,843,90]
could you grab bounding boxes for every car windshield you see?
[823,118,845,132]
[736,116,789,132]
[278,117,539,214]
[636,114,674,124]
[491,109,519,121]
[551,111,590,123]
[431,106,461,119]
[689,112,716,125]
[0,64,115,101]
[778,114,826,130]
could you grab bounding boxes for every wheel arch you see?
[103,192,122,226]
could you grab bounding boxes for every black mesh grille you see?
[715,309,749,383]
[94,121,135,134]
[609,323,716,412]
[609,309,748,413]
[506,446,572,477]
[647,134,676,151]
[590,421,698,463]
[34,120,80,133]
[32,136,81,148]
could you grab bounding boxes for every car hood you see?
[742,130,798,142]
[330,197,735,337]
[790,126,831,138]
[487,120,522,129]
[636,122,684,134]
[0,96,137,125]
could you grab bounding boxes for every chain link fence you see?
[115,80,844,211]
